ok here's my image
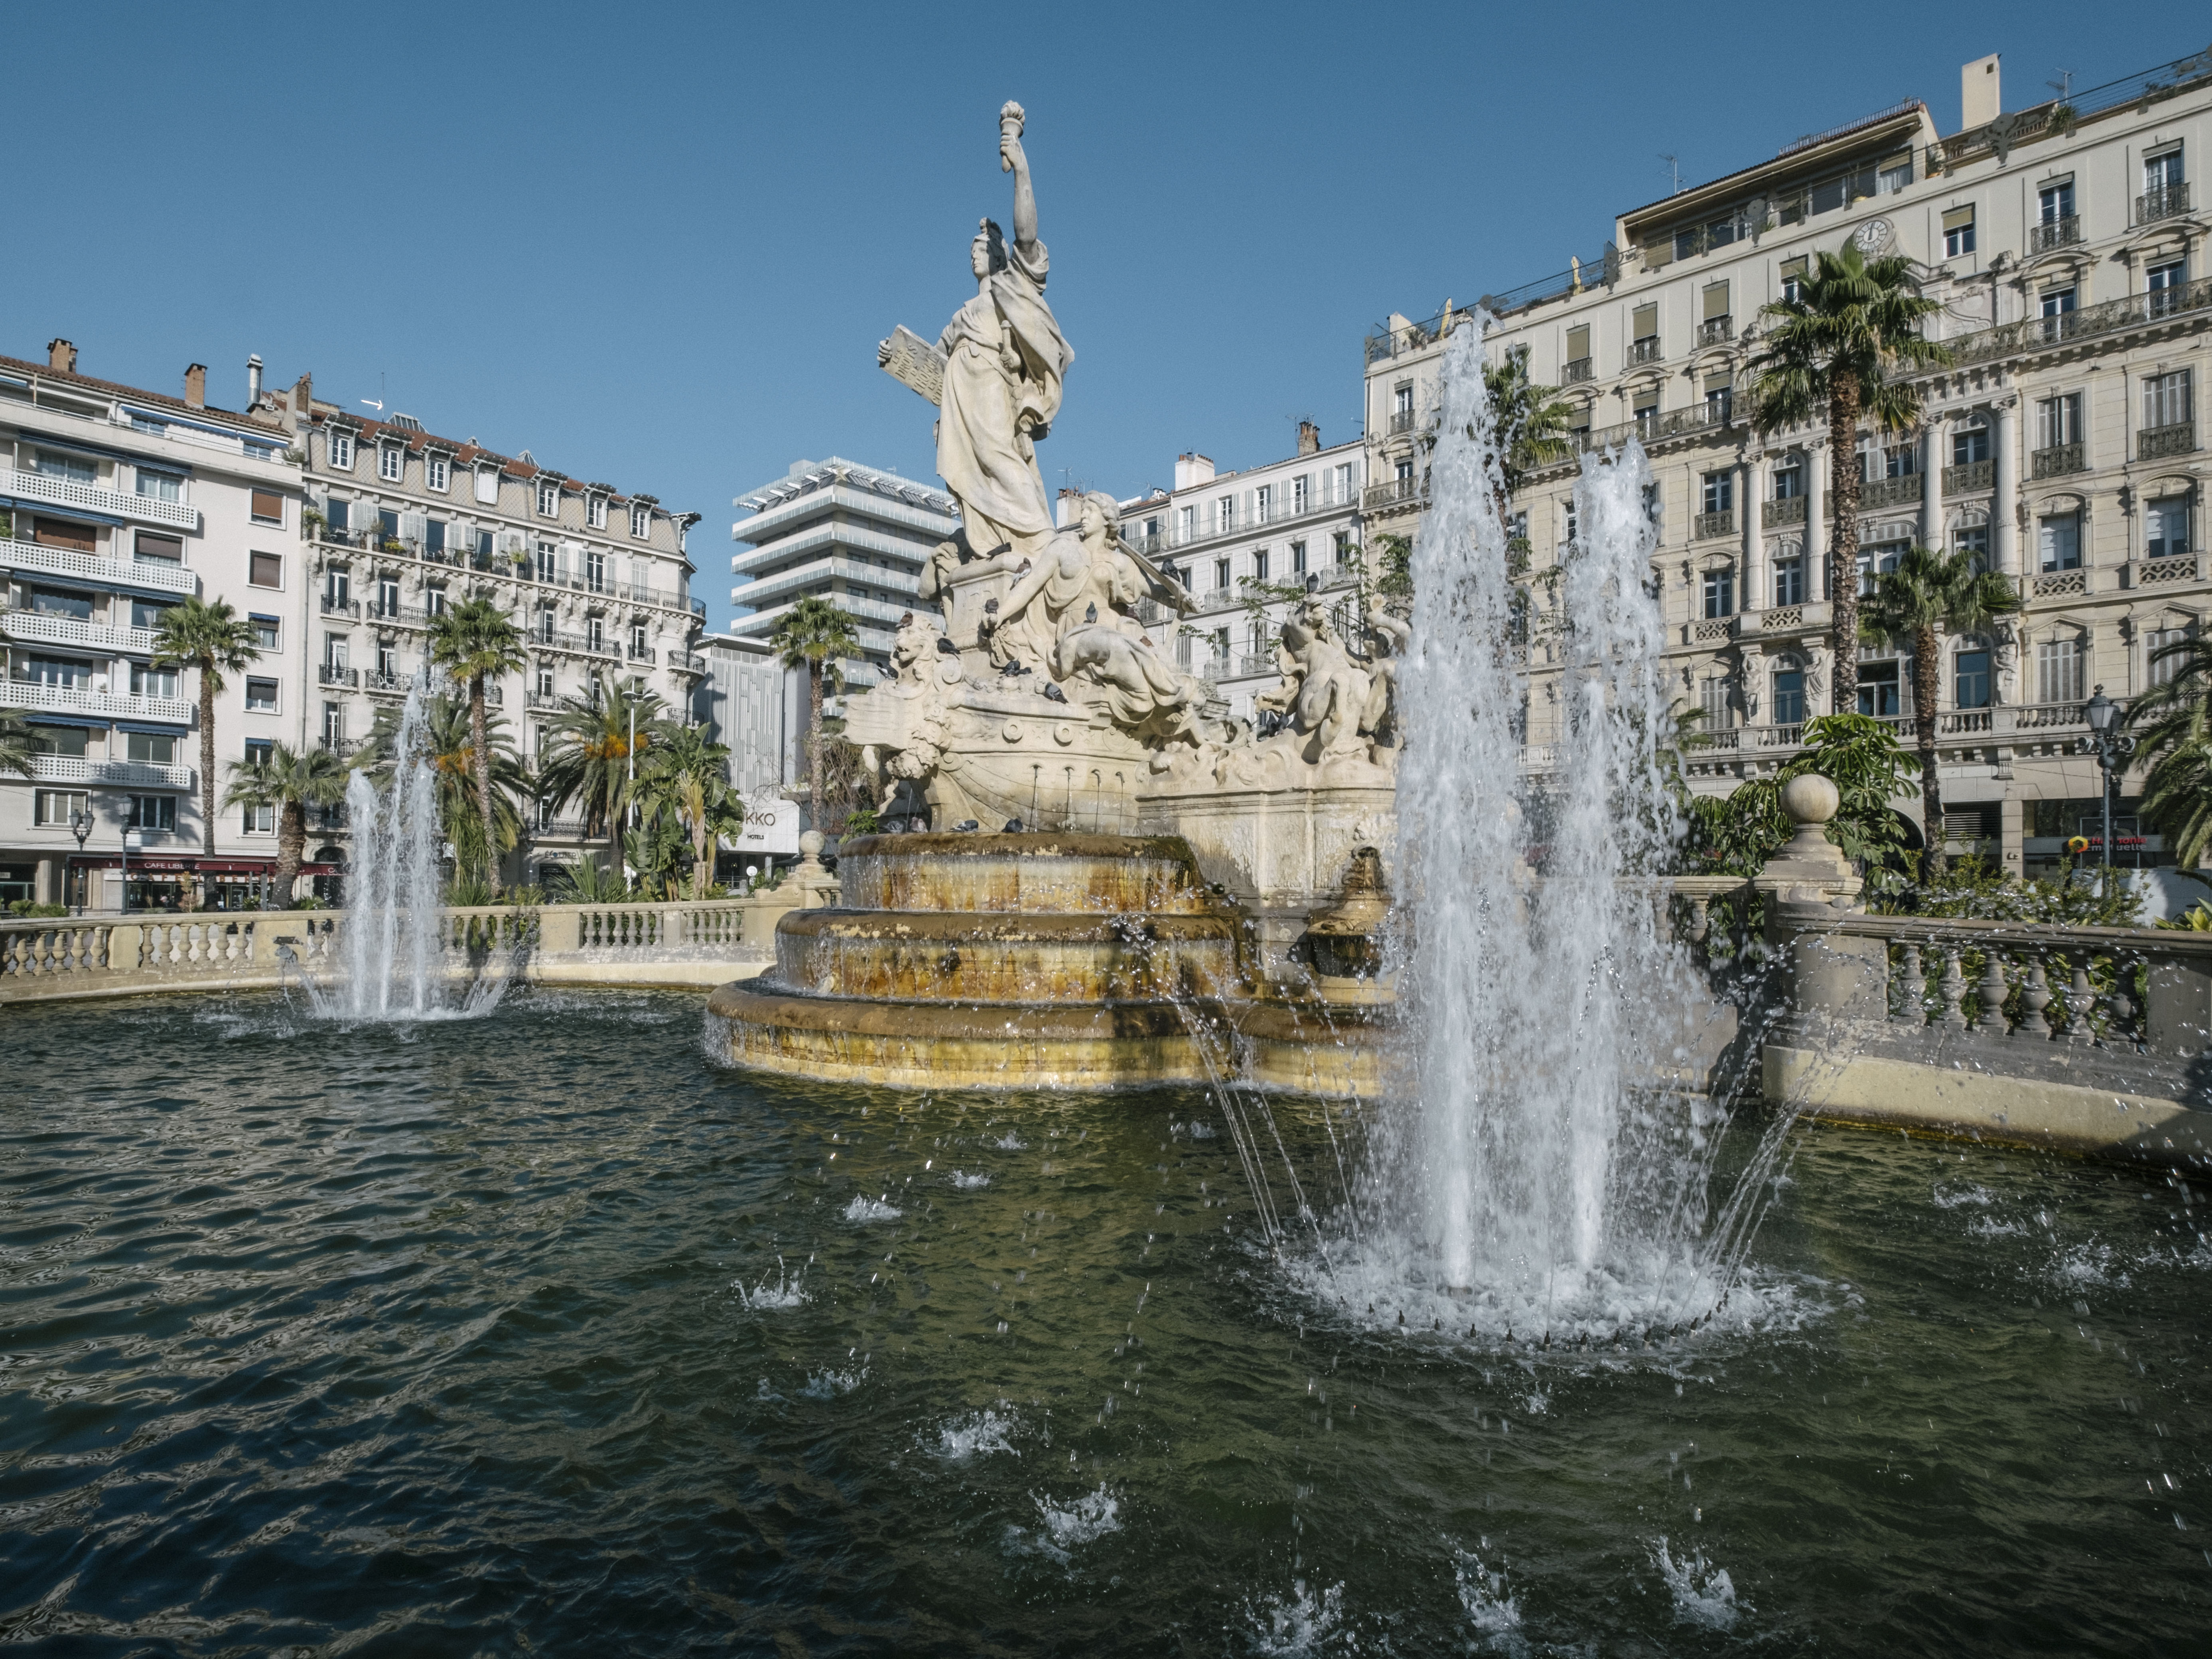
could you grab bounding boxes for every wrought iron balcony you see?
[1575,400,1734,455]
[1629,337,1664,366]
[2139,422,2196,461]
[1763,497,1808,528]
[1942,459,1994,495]
[1696,316,1733,347]
[1362,476,1425,511]
[1861,473,1923,509]
[1693,509,1735,539]
[2135,182,2191,225]
[1388,410,1416,435]
[2031,442,2086,479]
[1942,275,2212,367]
[1561,357,1594,384]
[318,665,359,688]
[2027,214,2082,253]
[365,672,407,695]
[320,595,359,617]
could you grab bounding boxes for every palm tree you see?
[151,596,261,862]
[2129,639,2212,867]
[361,695,530,876]
[427,597,526,893]
[222,743,349,906]
[1483,344,1575,520]
[769,596,860,818]
[640,722,741,898]
[536,670,668,874]
[1859,544,2019,875]
[1749,241,1953,712]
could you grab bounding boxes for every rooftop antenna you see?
[359,371,385,414]
[1660,153,1684,195]
[2046,69,2074,102]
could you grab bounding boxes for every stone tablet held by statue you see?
[878,325,947,407]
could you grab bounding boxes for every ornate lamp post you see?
[68,808,93,915]
[2079,685,2136,887]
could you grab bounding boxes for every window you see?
[327,431,354,470]
[536,542,559,584]
[1858,540,1906,594]
[2147,148,2186,192]
[1703,377,1733,424]
[1332,463,1352,504]
[376,643,398,680]
[1292,475,1310,515]
[425,519,446,556]
[1333,532,1352,566]
[250,551,282,589]
[2149,626,2191,686]
[31,725,87,757]
[1394,458,1414,483]
[1877,153,1912,194]
[426,585,446,618]
[2143,369,2193,431]
[244,677,278,712]
[1393,384,1413,418]
[1214,557,1230,591]
[1216,495,1235,533]
[1857,659,1901,717]
[1954,523,1990,572]
[536,662,555,697]
[1772,554,1806,607]
[1699,675,1732,731]
[2036,392,2082,450]
[323,701,345,748]
[1780,258,1806,304]
[2039,180,2075,224]
[1701,471,1733,514]
[2039,286,2077,339]
[426,455,449,493]
[475,467,501,506]
[248,488,283,525]
[1291,540,1307,577]
[629,502,650,538]
[2149,260,2188,316]
[32,449,97,484]
[134,531,182,567]
[1952,424,1990,466]
[131,598,167,629]
[1772,461,1803,500]
[1772,664,1805,725]
[588,495,608,529]
[1633,400,1659,434]
[537,480,560,517]
[34,790,88,827]
[629,621,649,658]
[1883,440,1918,479]
[126,795,177,832]
[243,798,275,835]
[323,633,348,670]
[1701,569,1735,618]
[2039,512,2081,571]
[1631,302,1660,356]
[1943,205,1976,258]
[23,654,84,688]
[250,614,279,651]
[375,577,401,618]
[1178,505,1197,542]
[31,589,91,620]
[1254,484,1274,523]
[135,468,183,502]
[585,549,607,593]
[130,663,177,698]
[585,617,605,654]
[2147,497,2192,559]
[537,605,556,644]
[1955,648,1992,709]
[378,445,404,483]
[2037,638,2083,705]
[1254,548,1270,582]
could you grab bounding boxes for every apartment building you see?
[1116,424,1366,723]
[1364,43,2212,876]
[278,383,704,885]
[0,342,305,910]
[731,458,960,690]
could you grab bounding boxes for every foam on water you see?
[949,1170,992,1190]
[1650,1537,1742,1630]
[1242,1579,1347,1656]
[933,1406,1019,1459]
[844,1195,903,1223]
[1454,1547,1524,1651]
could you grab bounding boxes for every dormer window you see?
[328,431,354,471]
[536,480,560,518]
[473,465,500,506]
[426,454,450,493]
[587,494,608,530]
[629,503,650,539]
[378,444,404,483]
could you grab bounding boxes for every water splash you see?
[1650,1537,1741,1629]
[1242,1578,1347,1655]
[934,1407,1019,1459]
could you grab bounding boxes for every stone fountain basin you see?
[836,831,1223,916]
[774,908,1245,1004]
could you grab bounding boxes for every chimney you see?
[183,363,207,409]
[247,354,263,407]
[1174,452,1216,490]
[1055,485,1082,528]
[1296,420,1321,456]
[291,371,313,414]
[46,339,75,374]
[1962,54,2000,130]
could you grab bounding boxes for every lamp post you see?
[68,809,93,915]
[2079,685,2136,891]
[121,826,143,915]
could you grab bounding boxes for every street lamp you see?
[121,825,144,915]
[2078,685,2136,889]
[68,809,93,915]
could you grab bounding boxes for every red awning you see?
[68,856,331,875]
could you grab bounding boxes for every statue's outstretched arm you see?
[1000,103,1038,255]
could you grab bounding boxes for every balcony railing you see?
[1561,357,1594,384]
[0,537,197,596]
[1575,401,1735,455]
[2140,554,2198,586]
[318,665,359,688]
[1942,459,1994,495]
[666,649,708,675]
[2140,421,2196,461]
[365,672,406,694]
[1,679,192,723]
[1388,410,1416,435]
[26,754,196,790]
[1861,472,1923,509]
[2029,567,2088,599]
[0,610,160,654]
[1629,337,1663,365]
[2136,182,2191,225]
[0,469,198,532]
[1362,476,1425,511]
[1942,275,2212,367]
[320,595,360,617]
[1693,509,1735,539]
[1696,316,1733,346]
[2031,442,2086,479]
[1763,496,1807,528]
[2027,214,2082,253]
[525,689,564,709]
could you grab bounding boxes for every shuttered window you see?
[1565,324,1590,361]
[1632,303,1658,342]
[34,517,97,552]
[1942,205,1975,232]
[1702,282,1731,320]
[250,489,283,524]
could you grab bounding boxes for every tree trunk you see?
[1915,622,1946,877]
[1828,374,1863,713]
[807,659,825,833]
[196,665,217,910]
[471,673,498,895]
[275,801,306,906]
[693,808,712,900]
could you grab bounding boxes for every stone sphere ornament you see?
[1780,773,1840,826]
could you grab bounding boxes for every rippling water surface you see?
[2,989,2208,1655]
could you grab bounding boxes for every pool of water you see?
[2,989,2207,1655]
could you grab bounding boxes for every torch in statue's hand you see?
[999,100,1025,173]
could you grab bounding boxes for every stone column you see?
[1742,450,1766,616]
[1922,418,1946,552]
[1992,397,2020,576]
[1805,437,1828,598]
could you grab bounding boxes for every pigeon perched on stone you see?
[1041,682,1067,703]
[936,636,960,655]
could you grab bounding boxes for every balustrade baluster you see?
[2020,951,2055,1036]
[1976,950,2010,1032]
[2064,954,2097,1044]
[1937,946,1969,1028]
[1895,942,1924,1022]
[2103,952,2140,1048]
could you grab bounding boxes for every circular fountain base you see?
[706,831,1395,1096]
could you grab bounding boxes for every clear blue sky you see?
[8,1,2143,632]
